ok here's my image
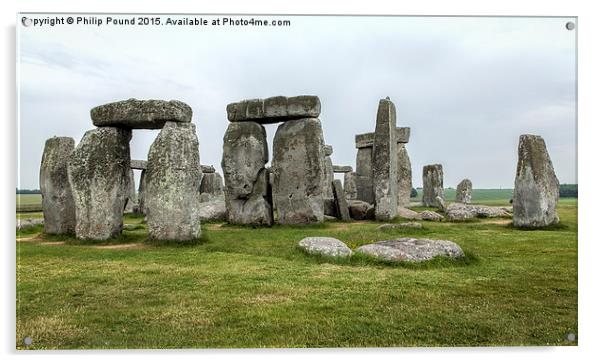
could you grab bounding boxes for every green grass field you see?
[15,196,577,349]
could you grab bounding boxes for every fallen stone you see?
[324,215,337,221]
[67,127,131,240]
[130,159,147,170]
[91,99,192,129]
[398,207,421,220]
[397,143,412,208]
[227,95,321,123]
[272,118,326,224]
[419,210,444,221]
[332,165,353,173]
[332,179,351,221]
[222,122,272,225]
[446,203,511,221]
[146,122,202,240]
[422,164,444,208]
[356,237,464,262]
[435,195,447,212]
[456,179,472,203]
[40,136,76,234]
[377,222,422,231]
[372,98,398,220]
[513,134,560,227]
[298,237,353,258]
[347,199,373,220]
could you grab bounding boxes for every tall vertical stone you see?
[67,127,131,240]
[146,122,203,240]
[272,118,326,224]
[323,154,334,199]
[372,98,398,220]
[332,179,351,221]
[39,137,76,234]
[355,147,374,204]
[456,179,472,203]
[344,171,358,200]
[138,170,147,214]
[422,164,444,208]
[513,134,560,227]
[199,172,225,202]
[397,143,412,208]
[222,122,272,225]
[124,168,136,213]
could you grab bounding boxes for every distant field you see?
[16,194,42,213]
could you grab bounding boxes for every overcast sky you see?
[18,15,576,189]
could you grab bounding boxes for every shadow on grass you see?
[507,222,570,231]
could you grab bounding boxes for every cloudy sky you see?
[18,14,576,189]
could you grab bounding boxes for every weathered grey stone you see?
[446,206,475,222]
[348,200,373,220]
[124,168,137,213]
[324,144,333,156]
[435,196,447,212]
[323,198,337,217]
[355,127,410,148]
[344,172,358,200]
[298,237,353,258]
[323,155,334,199]
[138,170,147,214]
[146,122,202,240]
[422,164,444,208]
[446,203,512,221]
[398,207,421,220]
[199,172,224,200]
[419,210,444,221]
[456,179,472,203]
[513,134,560,227]
[40,137,76,234]
[91,99,192,129]
[227,95,321,123]
[397,143,412,208]
[201,165,216,173]
[199,197,227,222]
[130,159,147,170]
[17,218,45,230]
[372,98,398,220]
[333,165,353,173]
[377,222,422,231]
[67,127,131,240]
[356,237,464,262]
[355,147,374,204]
[222,122,272,225]
[332,179,351,221]
[272,118,325,224]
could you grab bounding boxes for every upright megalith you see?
[513,134,560,227]
[91,99,192,129]
[272,118,326,224]
[355,141,375,204]
[146,122,203,240]
[138,170,147,214]
[67,127,132,240]
[124,168,137,213]
[397,143,412,208]
[344,171,358,200]
[456,179,472,203]
[372,98,398,220]
[322,145,334,199]
[222,122,272,225]
[422,164,444,208]
[332,179,351,221]
[39,137,76,234]
[199,172,225,202]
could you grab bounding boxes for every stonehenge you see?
[146,122,203,240]
[91,99,192,129]
[422,164,444,208]
[39,137,76,234]
[456,179,472,203]
[323,144,335,199]
[332,179,351,221]
[227,95,320,123]
[513,134,560,227]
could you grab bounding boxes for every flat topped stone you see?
[227,95,321,123]
[91,99,192,129]
[332,165,353,173]
[298,237,353,258]
[355,127,410,148]
[130,160,148,170]
[356,237,464,262]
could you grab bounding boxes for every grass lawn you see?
[16,198,577,349]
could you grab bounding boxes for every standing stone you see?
[146,122,203,240]
[344,171,358,200]
[456,179,472,203]
[67,127,131,240]
[200,172,224,197]
[422,164,444,208]
[272,118,325,224]
[332,179,351,221]
[513,134,560,227]
[124,168,136,213]
[397,143,412,208]
[138,170,147,214]
[323,154,334,199]
[355,146,374,204]
[40,137,76,234]
[372,98,398,220]
[222,122,272,225]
